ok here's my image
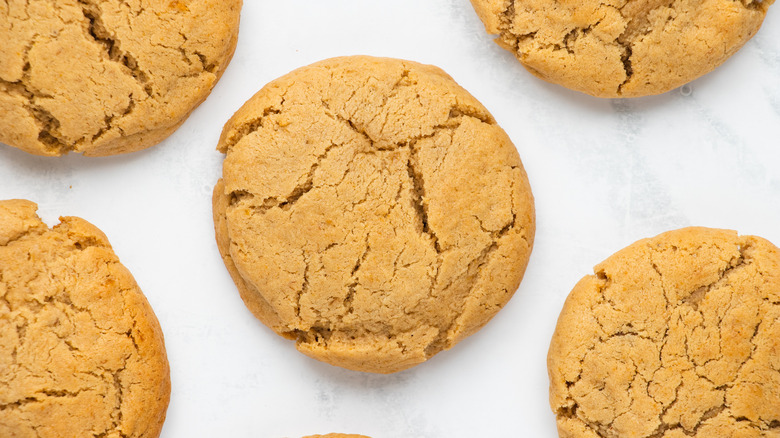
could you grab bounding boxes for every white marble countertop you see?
[1,1,778,437]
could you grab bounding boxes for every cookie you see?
[470,0,774,97]
[213,56,535,374]
[548,227,780,437]
[302,435,370,438]
[0,200,170,437]
[0,0,241,156]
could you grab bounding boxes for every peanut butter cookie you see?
[0,200,170,437]
[213,56,535,374]
[302,435,370,438]
[549,227,780,437]
[0,0,241,156]
[470,0,774,97]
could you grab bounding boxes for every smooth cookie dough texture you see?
[0,200,170,437]
[470,0,773,97]
[0,0,241,156]
[549,227,780,438]
[213,56,535,374]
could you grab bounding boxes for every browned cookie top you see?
[471,0,773,97]
[549,227,780,437]
[214,56,535,374]
[0,0,241,156]
[0,200,170,438]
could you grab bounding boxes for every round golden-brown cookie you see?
[470,0,774,97]
[213,56,535,374]
[0,200,170,437]
[548,227,780,437]
[0,0,241,156]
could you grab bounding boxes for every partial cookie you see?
[214,56,535,374]
[302,435,370,438]
[548,227,780,437]
[0,0,241,156]
[0,200,170,437]
[470,0,773,97]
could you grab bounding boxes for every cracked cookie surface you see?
[0,200,170,437]
[0,0,241,156]
[470,0,773,97]
[213,56,535,374]
[548,227,780,437]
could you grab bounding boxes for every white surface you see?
[1,1,779,437]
